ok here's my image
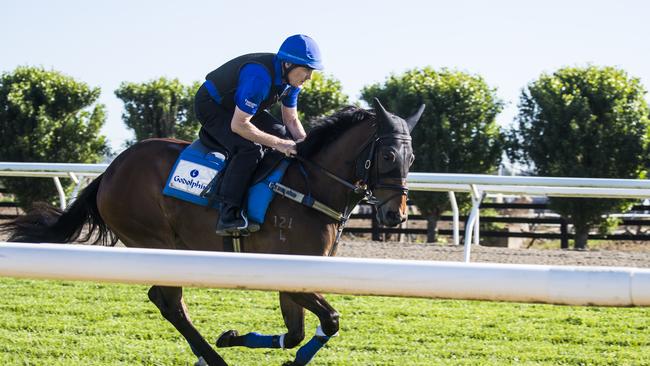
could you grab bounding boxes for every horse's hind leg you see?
[216,291,337,365]
[283,292,339,366]
[216,292,305,350]
[279,292,306,349]
[148,286,228,366]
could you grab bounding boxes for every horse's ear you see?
[372,97,388,116]
[372,98,394,133]
[406,104,426,132]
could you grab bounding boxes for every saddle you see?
[162,139,288,225]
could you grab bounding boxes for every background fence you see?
[347,202,650,249]
[4,196,650,248]
[3,162,650,261]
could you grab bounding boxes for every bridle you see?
[354,132,412,209]
[293,129,412,209]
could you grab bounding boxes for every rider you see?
[194,34,324,236]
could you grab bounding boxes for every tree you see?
[115,78,200,144]
[0,66,109,207]
[362,67,504,242]
[270,73,349,130]
[298,73,349,127]
[506,66,650,249]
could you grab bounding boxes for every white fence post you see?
[52,177,66,210]
[448,191,459,245]
[463,185,483,263]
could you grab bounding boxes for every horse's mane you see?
[297,106,374,158]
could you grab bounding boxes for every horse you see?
[1,98,423,366]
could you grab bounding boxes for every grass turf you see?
[0,278,648,365]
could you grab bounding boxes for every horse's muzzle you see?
[377,208,407,227]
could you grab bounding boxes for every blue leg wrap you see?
[243,332,282,349]
[293,326,335,365]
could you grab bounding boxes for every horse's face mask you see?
[358,98,424,227]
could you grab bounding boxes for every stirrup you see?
[215,224,248,236]
[216,210,254,236]
[239,211,262,233]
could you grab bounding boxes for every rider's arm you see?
[232,65,297,155]
[281,105,306,142]
[280,86,306,142]
[230,107,294,153]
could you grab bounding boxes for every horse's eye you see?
[383,152,396,162]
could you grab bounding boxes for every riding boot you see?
[215,203,249,236]
[215,203,261,236]
[215,149,263,236]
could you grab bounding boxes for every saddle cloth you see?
[162,140,289,225]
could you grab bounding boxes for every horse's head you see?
[358,98,424,227]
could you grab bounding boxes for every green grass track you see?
[0,278,648,365]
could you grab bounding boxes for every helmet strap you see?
[281,62,304,83]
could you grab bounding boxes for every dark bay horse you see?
[1,98,422,366]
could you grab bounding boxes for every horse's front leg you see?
[147,286,227,366]
[282,292,339,366]
[216,292,305,350]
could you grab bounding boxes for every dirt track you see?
[337,240,650,268]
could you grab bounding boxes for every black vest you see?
[205,53,283,113]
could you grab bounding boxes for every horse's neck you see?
[311,120,375,210]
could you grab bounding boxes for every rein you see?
[292,155,367,195]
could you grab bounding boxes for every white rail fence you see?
[2,162,650,263]
[0,162,107,210]
[1,243,648,306]
[407,173,650,262]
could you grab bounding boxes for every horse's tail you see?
[0,174,117,246]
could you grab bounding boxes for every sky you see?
[2,0,649,153]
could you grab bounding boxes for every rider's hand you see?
[276,139,297,156]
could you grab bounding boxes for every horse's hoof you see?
[282,362,299,366]
[216,329,239,348]
[194,356,208,366]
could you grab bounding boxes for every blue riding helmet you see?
[277,34,324,70]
